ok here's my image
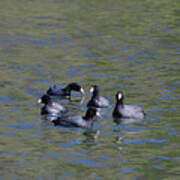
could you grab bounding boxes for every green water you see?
[0,0,179,179]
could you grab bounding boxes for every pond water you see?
[0,0,179,179]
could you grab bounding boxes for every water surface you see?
[0,0,179,179]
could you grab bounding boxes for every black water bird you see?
[113,91,145,120]
[38,94,67,115]
[51,108,101,128]
[87,85,110,108]
[46,82,85,97]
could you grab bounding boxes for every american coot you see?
[113,91,145,120]
[46,82,85,97]
[51,108,101,128]
[38,94,67,115]
[87,85,110,108]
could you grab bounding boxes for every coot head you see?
[66,82,85,95]
[84,108,101,120]
[38,94,51,104]
[90,85,99,96]
[116,91,124,102]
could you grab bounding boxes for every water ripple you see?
[0,96,13,103]
[8,124,37,130]
[123,139,169,145]
[61,141,82,148]
[2,151,27,157]
[152,165,166,170]
[74,159,108,167]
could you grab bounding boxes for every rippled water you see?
[0,0,179,179]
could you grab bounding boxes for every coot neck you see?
[62,87,71,96]
[84,112,95,121]
[113,99,123,117]
[48,99,53,104]
[43,98,52,105]
[116,98,124,107]
[92,90,99,98]
[51,119,59,126]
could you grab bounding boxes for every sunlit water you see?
[0,0,179,179]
